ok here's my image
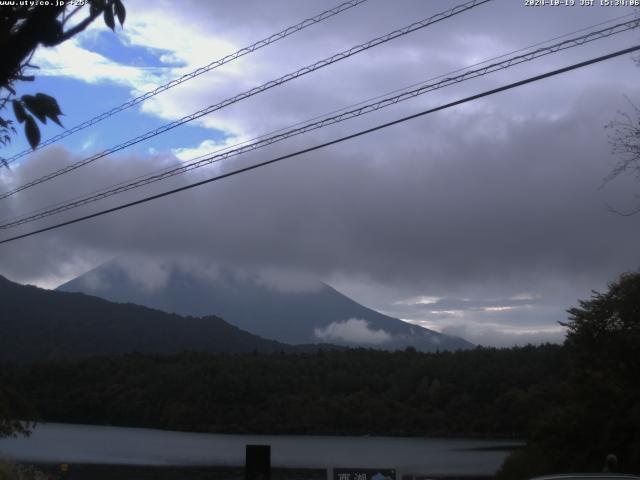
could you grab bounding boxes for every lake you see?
[0,423,521,476]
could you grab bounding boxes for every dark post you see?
[245,444,271,480]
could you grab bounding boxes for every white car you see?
[530,474,640,480]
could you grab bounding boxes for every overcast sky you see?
[1,0,639,346]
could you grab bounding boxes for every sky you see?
[1,0,640,347]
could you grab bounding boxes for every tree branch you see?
[62,5,85,26]
[0,6,64,87]
[57,7,103,44]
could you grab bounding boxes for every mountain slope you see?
[57,260,473,351]
[0,275,294,362]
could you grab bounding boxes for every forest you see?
[0,345,567,438]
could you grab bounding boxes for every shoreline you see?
[31,463,496,480]
[23,420,527,442]
[33,464,326,480]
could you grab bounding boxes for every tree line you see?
[2,345,567,438]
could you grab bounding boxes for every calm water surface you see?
[0,423,521,475]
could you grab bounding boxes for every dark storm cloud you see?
[3,86,639,290]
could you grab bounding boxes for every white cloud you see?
[314,319,391,345]
[115,2,260,136]
[171,137,247,162]
[34,38,162,89]
[429,310,466,317]
[509,293,540,301]
[440,322,567,348]
[481,306,516,312]
[121,6,239,72]
[393,295,441,306]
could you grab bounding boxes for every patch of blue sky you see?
[4,75,228,166]
[78,30,182,68]
[5,75,132,159]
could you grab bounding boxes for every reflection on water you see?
[0,423,521,475]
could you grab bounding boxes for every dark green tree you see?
[562,270,640,377]
[0,385,33,438]
[499,271,640,480]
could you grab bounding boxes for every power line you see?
[2,18,636,230]
[0,0,491,201]
[1,44,637,246]
[0,0,371,166]
[3,10,635,184]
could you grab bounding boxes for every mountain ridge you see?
[0,274,307,362]
[57,259,473,352]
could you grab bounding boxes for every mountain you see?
[0,274,296,362]
[57,259,473,351]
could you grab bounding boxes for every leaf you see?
[21,93,64,127]
[35,93,62,116]
[24,115,40,150]
[114,0,126,26]
[48,114,63,127]
[22,95,47,123]
[12,100,27,123]
[34,93,64,126]
[104,5,115,31]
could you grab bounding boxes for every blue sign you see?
[334,469,396,480]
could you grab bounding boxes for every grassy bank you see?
[0,460,55,480]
